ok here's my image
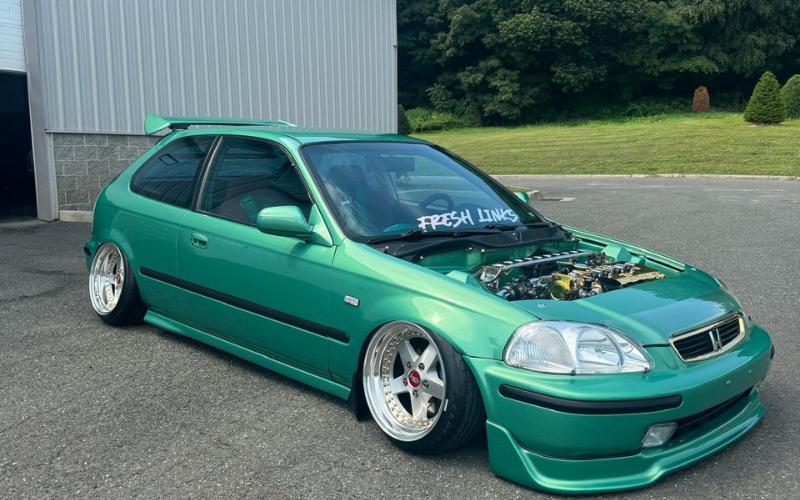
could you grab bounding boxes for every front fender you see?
[327,239,534,385]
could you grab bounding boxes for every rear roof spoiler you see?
[143,114,296,136]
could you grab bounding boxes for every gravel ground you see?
[0,177,798,499]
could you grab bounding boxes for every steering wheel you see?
[453,202,485,214]
[418,193,455,211]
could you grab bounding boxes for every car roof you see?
[189,125,429,145]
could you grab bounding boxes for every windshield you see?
[301,142,545,241]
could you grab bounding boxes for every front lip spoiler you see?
[499,385,682,415]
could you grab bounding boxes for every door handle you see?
[189,232,208,248]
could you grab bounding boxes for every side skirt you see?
[144,310,351,401]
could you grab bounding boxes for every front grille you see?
[671,315,744,362]
[671,388,752,441]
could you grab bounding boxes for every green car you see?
[86,115,773,494]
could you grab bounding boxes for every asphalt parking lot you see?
[1,177,798,499]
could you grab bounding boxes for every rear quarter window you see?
[131,135,215,208]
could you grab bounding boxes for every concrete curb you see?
[59,210,93,223]
[493,174,800,181]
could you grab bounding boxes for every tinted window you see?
[201,138,311,225]
[301,142,542,240]
[131,135,215,208]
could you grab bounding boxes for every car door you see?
[127,134,216,319]
[176,136,334,377]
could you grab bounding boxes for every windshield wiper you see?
[481,222,551,231]
[481,223,519,231]
[367,227,503,245]
[367,221,553,245]
[367,229,447,245]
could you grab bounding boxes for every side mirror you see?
[513,190,530,204]
[256,206,313,240]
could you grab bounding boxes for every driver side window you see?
[200,138,311,225]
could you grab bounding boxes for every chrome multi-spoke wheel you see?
[89,243,126,315]
[87,242,146,326]
[363,322,446,442]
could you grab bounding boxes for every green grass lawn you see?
[414,113,800,176]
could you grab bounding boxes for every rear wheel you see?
[362,321,485,454]
[88,243,146,325]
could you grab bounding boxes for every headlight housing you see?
[742,311,753,332]
[504,321,653,375]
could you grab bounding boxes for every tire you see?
[88,242,146,326]
[362,321,485,455]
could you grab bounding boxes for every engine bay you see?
[476,250,666,301]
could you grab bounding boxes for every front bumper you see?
[466,325,773,494]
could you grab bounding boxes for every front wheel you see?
[362,321,485,454]
[88,243,146,325]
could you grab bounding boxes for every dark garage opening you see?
[0,72,36,218]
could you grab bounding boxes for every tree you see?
[634,1,800,80]
[397,0,446,109]
[396,0,800,122]
[744,72,786,124]
[692,86,710,112]
[781,75,800,118]
[427,0,645,122]
[397,105,412,135]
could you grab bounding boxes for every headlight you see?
[504,321,653,375]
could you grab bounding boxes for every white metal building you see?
[0,0,397,221]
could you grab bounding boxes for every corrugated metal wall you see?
[35,0,397,134]
[0,0,25,73]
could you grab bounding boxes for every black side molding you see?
[499,385,682,415]
[140,267,349,344]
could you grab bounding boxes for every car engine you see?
[475,250,665,301]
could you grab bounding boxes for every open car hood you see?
[512,270,742,346]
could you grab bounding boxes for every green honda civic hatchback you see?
[85,115,773,494]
